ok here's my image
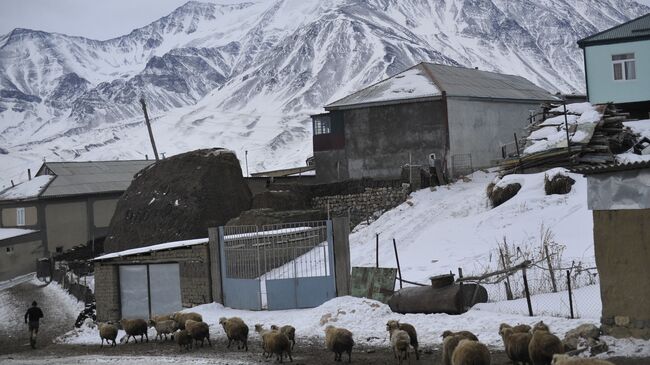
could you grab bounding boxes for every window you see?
[6,246,14,255]
[314,117,331,135]
[612,53,636,81]
[16,207,25,226]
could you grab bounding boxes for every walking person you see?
[24,300,44,348]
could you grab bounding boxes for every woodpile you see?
[500,103,637,174]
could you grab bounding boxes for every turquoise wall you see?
[585,39,650,104]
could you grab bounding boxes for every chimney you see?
[474,67,478,70]
[145,154,149,160]
[11,180,15,187]
[28,169,31,181]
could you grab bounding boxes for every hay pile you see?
[104,148,252,253]
[544,173,575,195]
[486,182,522,207]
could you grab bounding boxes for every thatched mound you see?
[104,148,252,253]
[487,182,522,207]
[544,173,575,195]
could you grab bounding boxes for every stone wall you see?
[94,244,211,322]
[312,185,409,226]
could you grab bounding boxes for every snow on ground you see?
[349,169,594,286]
[0,272,35,291]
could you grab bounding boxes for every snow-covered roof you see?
[0,228,38,241]
[578,13,650,47]
[326,62,557,110]
[0,175,54,201]
[93,237,209,261]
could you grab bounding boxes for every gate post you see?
[332,217,351,296]
[208,227,224,304]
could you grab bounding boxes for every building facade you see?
[578,13,650,118]
[580,161,650,339]
[312,62,557,183]
[0,160,152,280]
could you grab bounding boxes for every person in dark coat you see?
[24,301,44,348]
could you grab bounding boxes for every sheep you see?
[263,330,293,363]
[529,322,564,365]
[451,339,491,365]
[325,325,354,363]
[149,319,178,341]
[386,320,420,360]
[152,314,173,322]
[170,312,202,330]
[499,326,532,365]
[175,329,193,351]
[271,324,297,350]
[442,331,480,365]
[219,317,249,351]
[119,318,148,344]
[500,323,532,334]
[255,324,275,358]
[185,319,211,347]
[551,355,614,365]
[98,322,118,347]
[387,321,410,364]
[441,330,479,341]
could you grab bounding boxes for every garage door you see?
[119,265,149,319]
[119,263,182,319]
[149,263,182,316]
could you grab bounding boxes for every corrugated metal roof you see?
[325,62,557,110]
[572,160,650,175]
[578,13,650,47]
[37,160,154,198]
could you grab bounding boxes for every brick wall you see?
[94,244,211,322]
[312,186,409,226]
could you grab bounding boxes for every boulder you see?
[104,148,252,253]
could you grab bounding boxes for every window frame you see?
[612,53,636,81]
[16,207,25,226]
[313,117,331,136]
[6,246,14,255]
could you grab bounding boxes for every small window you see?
[612,53,636,81]
[314,117,331,135]
[56,246,63,253]
[16,207,25,226]
[6,246,14,255]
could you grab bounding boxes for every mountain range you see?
[1,0,648,188]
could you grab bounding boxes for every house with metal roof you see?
[578,13,650,118]
[0,160,152,280]
[311,62,558,183]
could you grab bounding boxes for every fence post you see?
[499,246,514,300]
[332,217,351,296]
[544,243,558,292]
[522,268,533,316]
[567,270,574,319]
[375,233,379,268]
[208,227,224,304]
[392,238,403,289]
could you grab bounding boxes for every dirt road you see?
[0,278,81,355]
[1,337,649,365]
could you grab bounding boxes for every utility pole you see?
[245,150,249,177]
[140,97,160,161]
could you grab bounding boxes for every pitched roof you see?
[325,63,557,110]
[0,160,154,201]
[578,13,650,47]
[36,160,154,198]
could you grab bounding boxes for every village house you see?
[0,160,152,281]
[578,13,650,118]
[311,62,558,183]
[577,161,650,339]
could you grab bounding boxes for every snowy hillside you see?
[1,0,648,188]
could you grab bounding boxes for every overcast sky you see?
[1,0,649,40]
[0,0,191,40]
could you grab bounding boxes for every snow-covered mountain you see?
[1,0,648,187]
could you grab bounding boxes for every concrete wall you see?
[446,97,540,174]
[45,201,87,252]
[340,100,448,180]
[94,244,211,322]
[1,205,38,227]
[593,209,650,339]
[92,198,118,228]
[585,40,650,104]
[314,149,349,183]
[0,239,42,281]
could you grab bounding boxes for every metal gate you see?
[119,263,182,319]
[219,220,336,310]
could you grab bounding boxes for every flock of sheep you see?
[96,313,614,365]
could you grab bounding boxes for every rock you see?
[105,148,252,252]
[566,323,601,340]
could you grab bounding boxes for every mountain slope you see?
[1,0,648,187]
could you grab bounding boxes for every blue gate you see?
[219,221,336,310]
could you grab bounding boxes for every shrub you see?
[544,174,575,195]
